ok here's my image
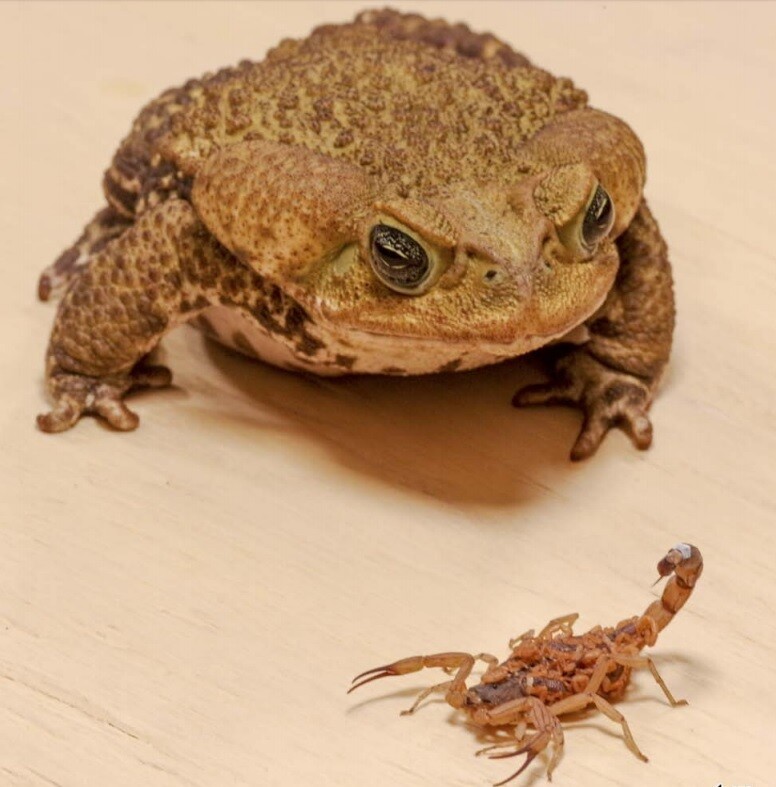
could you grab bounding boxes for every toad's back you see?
[105,17,587,218]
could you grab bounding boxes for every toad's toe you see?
[37,399,84,433]
[93,394,140,431]
[511,350,656,460]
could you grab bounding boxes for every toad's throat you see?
[194,303,595,378]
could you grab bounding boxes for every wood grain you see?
[2,2,774,786]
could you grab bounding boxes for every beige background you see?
[2,2,775,786]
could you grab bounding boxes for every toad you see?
[37,9,674,460]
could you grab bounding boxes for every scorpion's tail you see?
[642,543,703,635]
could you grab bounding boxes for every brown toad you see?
[37,9,674,460]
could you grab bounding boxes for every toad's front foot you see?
[512,350,654,461]
[37,361,172,433]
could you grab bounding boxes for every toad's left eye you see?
[581,185,614,249]
[370,224,431,293]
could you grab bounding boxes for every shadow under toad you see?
[187,330,595,508]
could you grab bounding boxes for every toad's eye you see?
[369,224,431,293]
[556,181,616,258]
[581,185,614,249]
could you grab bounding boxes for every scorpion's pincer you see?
[348,656,425,694]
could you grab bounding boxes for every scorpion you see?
[348,543,702,784]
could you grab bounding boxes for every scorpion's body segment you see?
[349,543,703,785]
[467,619,642,708]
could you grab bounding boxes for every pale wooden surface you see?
[2,2,775,786]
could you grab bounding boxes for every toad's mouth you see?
[350,323,569,347]
[318,285,611,351]
[335,323,581,361]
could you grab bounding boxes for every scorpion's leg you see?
[612,652,688,707]
[441,653,499,676]
[536,613,579,640]
[473,652,505,684]
[506,615,578,655]
[548,655,648,762]
[592,694,647,762]
[349,652,483,711]
[508,628,535,650]
[399,680,454,716]
[472,697,564,784]
[475,719,528,756]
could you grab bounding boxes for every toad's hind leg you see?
[38,207,132,301]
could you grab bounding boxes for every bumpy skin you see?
[38,9,674,458]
